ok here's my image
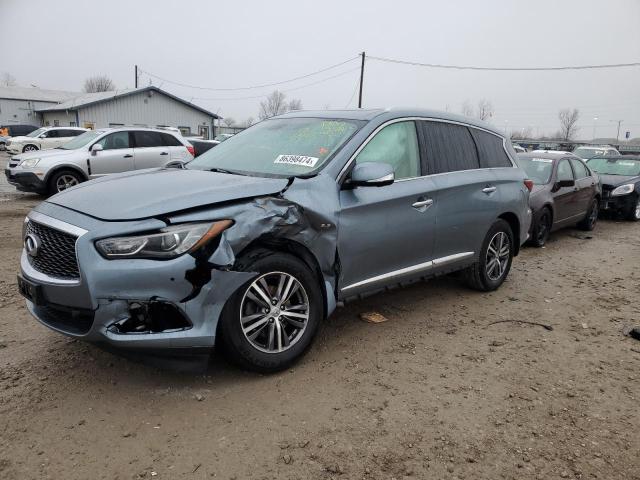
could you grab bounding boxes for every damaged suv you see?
[18,109,532,372]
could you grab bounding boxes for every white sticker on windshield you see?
[532,158,553,163]
[274,154,319,168]
[619,161,636,166]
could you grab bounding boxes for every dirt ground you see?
[0,153,639,480]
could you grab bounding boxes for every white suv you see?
[6,127,89,154]
[5,127,195,195]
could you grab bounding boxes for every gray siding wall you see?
[0,98,57,126]
[40,110,76,127]
[74,91,213,137]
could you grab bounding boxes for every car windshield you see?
[517,157,554,184]
[587,157,640,176]
[574,147,604,160]
[188,118,362,177]
[58,130,104,150]
[26,128,47,138]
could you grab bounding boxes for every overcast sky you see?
[3,0,639,139]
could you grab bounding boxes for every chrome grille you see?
[26,221,80,279]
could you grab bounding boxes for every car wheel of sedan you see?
[48,170,83,195]
[625,195,640,222]
[22,144,38,153]
[530,207,552,247]
[464,219,514,292]
[219,250,322,373]
[578,198,599,231]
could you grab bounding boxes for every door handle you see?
[160,152,169,156]
[482,186,497,194]
[412,199,434,209]
[123,154,133,158]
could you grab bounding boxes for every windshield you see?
[58,130,104,150]
[188,118,362,177]
[587,157,640,176]
[517,157,554,184]
[26,128,46,138]
[574,147,604,160]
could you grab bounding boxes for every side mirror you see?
[348,162,395,187]
[91,143,103,155]
[557,179,575,188]
[38,133,47,138]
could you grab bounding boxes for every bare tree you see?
[243,117,255,128]
[222,117,236,128]
[1,72,17,87]
[83,75,115,93]
[558,108,580,141]
[258,90,289,120]
[461,100,474,118]
[288,98,303,111]
[510,126,533,140]
[476,99,494,121]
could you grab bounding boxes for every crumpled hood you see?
[46,168,290,220]
[598,174,639,187]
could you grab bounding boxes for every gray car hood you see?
[47,168,290,220]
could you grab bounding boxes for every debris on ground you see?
[359,312,388,323]
[487,319,553,331]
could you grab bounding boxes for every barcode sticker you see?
[274,154,319,168]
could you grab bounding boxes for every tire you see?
[577,198,599,231]
[463,219,514,292]
[218,250,323,373]
[624,195,640,222]
[530,207,552,247]
[22,144,39,153]
[48,169,83,195]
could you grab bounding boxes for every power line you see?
[139,55,359,92]
[367,55,640,71]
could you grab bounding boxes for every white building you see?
[0,86,78,126]
[37,86,220,139]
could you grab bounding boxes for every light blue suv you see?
[18,108,532,372]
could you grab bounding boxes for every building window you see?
[109,123,124,127]
[45,121,50,126]
[70,122,77,127]
[53,119,60,127]
[178,126,191,136]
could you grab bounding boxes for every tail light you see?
[524,179,534,192]
[186,145,195,156]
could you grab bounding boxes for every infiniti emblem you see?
[25,234,41,257]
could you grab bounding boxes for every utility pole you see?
[613,119,623,141]
[135,65,138,89]
[358,52,365,109]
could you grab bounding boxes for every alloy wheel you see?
[24,145,37,152]
[56,175,79,192]
[536,212,550,244]
[239,272,310,354]
[588,201,599,227]
[485,231,510,281]
[635,198,640,220]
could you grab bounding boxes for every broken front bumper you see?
[20,206,256,351]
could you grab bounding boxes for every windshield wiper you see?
[208,167,246,176]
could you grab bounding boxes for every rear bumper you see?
[5,169,47,193]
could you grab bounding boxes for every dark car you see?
[188,138,218,157]
[586,156,640,221]
[517,152,601,247]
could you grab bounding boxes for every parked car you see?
[6,126,88,154]
[212,133,234,144]
[512,144,526,153]
[0,124,40,150]
[573,145,620,160]
[516,152,601,247]
[188,138,219,157]
[586,156,640,221]
[5,127,194,195]
[17,109,532,372]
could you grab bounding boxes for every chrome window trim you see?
[341,251,474,292]
[337,116,516,183]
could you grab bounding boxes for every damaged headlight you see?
[95,220,232,259]
[611,184,635,196]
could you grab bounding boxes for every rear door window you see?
[470,128,512,168]
[355,121,420,180]
[133,131,164,148]
[570,158,589,178]
[420,121,479,174]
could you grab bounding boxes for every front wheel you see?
[577,198,599,231]
[22,144,39,153]
[463,219,514,292]
[218,250,323,373]
[625,195,640,222]
[48,169,83,195]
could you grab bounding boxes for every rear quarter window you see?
[161,133,183,147]
[470,128,513,168]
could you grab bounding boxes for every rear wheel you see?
[48,169,83,195]
[463,219,514,292]
[22,144,38,153]
[625,195,640,222]
[578,198,599,231]
[530,208,552,247]
[219,251,323,373]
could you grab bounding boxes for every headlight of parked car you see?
[20,158,40,168]
[95,220,232,259]
[611,184,635,196]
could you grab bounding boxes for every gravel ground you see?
[0,150,639,479]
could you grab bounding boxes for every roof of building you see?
[36,86,220,119]
[0,86,80,103]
